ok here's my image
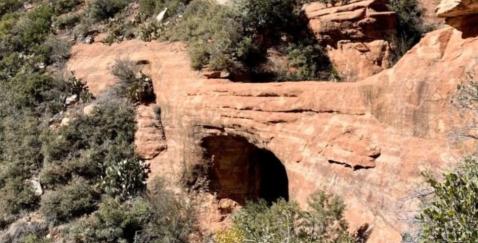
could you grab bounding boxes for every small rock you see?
[203,70,231,79]
[65,94,78,106]
[83,104,97,116]
[203,71,221,79]
[220,71,230,79]
[156,8,168,22]
[29,179,43,196]
[61,117,72,126]
[24,3,34,11]
[218,198,239,214]
[85,36,94,44]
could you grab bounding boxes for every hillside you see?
[1,0,478,242]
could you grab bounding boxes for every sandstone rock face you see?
[437,0,478,33]
[68,21,478,242]
[436,0,478,17]
[304,0,396,81]
[419,0,446,26]
[67,41,167,160]
[325,39,393,81]
[135,104,167,160]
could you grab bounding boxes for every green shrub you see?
[388,0,433,61]
[9,4,55,52]
[0,177,39,216]
[285,42,334,81]
[232,0,298,33]
[0,222,49,243]
[139,21,162,42]
[53,98,136,153]
[0,12,18,40]
[112,58,155,103]
[217,190,354,243]
[164,0,333,81]
[0,52,24,81]
[85,0,132,21]
[8,73,63,112]
[164,0,247,72]
[43,38,72,65]
[51,0,81,14]
[68,196,151,243]
[135,178,197,243]
[39,163,70,188]
[104,17,135,44]
[0,0,22,16]
[417,157,478,242]
[21,234,50,243]
[100,158,147,198]
[40,178,98,221]
[41,98,145,197]
[0,114,44,184]
[73,18,94,39]
[68,178,197,243]
[53,12,81,30]
[64,72,94,102]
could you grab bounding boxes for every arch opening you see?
[201,135,288,204]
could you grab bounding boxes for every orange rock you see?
[436,0,478,17]
[419,0,446,26]
[67,12,478,242]
[304,0,397,81]
[135,104,167,160]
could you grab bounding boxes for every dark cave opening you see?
[201,136,288,204]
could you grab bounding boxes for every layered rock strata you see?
[68,11,478,243]
[304,0,397,81]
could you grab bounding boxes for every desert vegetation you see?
[215,190,369,243]
[10,0,430,81]
[399,76,478,242]
[388,0,433,62]
[112,58,155,103]
[416,157,478,242]
[0,1,195,241]
[160,0,335,81]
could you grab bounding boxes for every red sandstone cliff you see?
[67,1,478,241]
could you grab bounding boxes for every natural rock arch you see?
[201,135,288,204]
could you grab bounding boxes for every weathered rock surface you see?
[135,104,167,160]
[419,0,446,26]
[437,0,478,34]
[304,0,396,81]
[436,0,478,17]
[68,18,478,242]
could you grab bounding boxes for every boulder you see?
[64,94,78,106]
[156,8,168,22]
[436,0,478,34]
[436,0,478,17]
[29,179,43,196]
[304,0,397,81]
[83,104,97,116]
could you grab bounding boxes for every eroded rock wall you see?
[304,0,397,81]
[68,15,478,243]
